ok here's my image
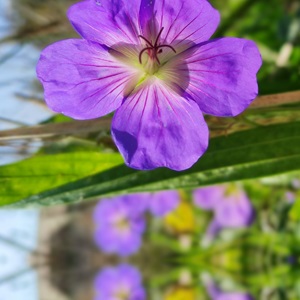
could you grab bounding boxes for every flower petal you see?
[68,0,141,46]
[148,190,180,217]
[121,193,152,215]
[140,0,220,46]
[193,185,226,210]
[215,189,255,228]
[184,38,262,116]
[93,197,145,256]
[95,265,145,300]
[94,227,143,256]
[139,0,157,38]
[68,0,219,48]
[111,79,209,171]
[37,39,140,119]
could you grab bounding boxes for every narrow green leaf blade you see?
[0,152,123,206]
[4,122,300,207]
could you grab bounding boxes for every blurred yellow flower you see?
[164,287,196,300]
[164,201,196,234]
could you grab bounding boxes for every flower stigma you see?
[138,27,176,75]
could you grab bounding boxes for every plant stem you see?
[0,118,111,141]
[250,90,300,109]
[0,91,299,141]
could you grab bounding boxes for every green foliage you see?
[290,195,300,221]
[0,152,123,206]
[2,121,300,207]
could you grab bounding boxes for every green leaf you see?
[0,152,123,206]
[290,195,300,221]
[3,122,300,207]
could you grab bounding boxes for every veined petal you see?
[68,0,219,49]
[140,0,220,46]
[68,0,142,46]
[37,39,141,119]
[111,79,209,171]
[139,0,157,38]
[184,38,262,117]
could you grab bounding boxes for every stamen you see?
[154,27,164,47]
[139,47,152,64]
[138,35,153,47]
[157,44,177,53]
[138,27,176,65]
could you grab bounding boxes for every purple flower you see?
[148,190,180,217]
[37,0,262,171]
[285,191,295,204]
[120,193,151,214]
[193,185,255,239]
[204,277,253,300]
[94,195,147,256]
[193,186,226,210]
[94,264,145,300]
[292,179,300,189]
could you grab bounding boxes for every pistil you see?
[138,27,176,68]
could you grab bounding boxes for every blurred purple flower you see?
[292,179,300,189]
[120,193,151,214]
[94,195,148,256]
[94,264,145,300]
[193,186,226,210]
[93,191,180,255]
[193,185,255,239]
[285,191,295,204]
[148,190,180,217]
[286,255,297,265]
[37,0,262,171]
[204,278,253,300]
